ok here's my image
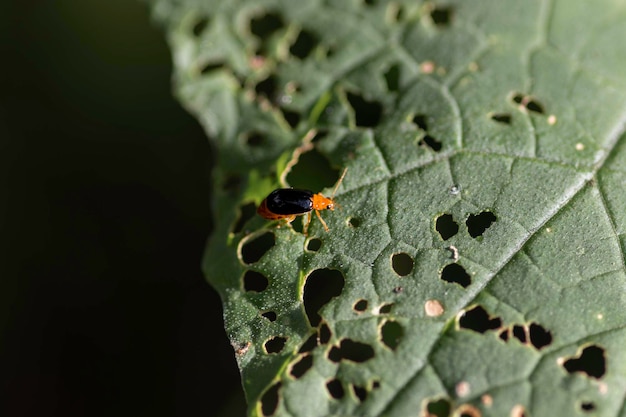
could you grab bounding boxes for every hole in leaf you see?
[338,339,375,363]
[430,7,453,26]
[441,263,471,288]
[512,93,525,104]
[384,64,400,92]
[303,269,345,327]
[379,303,393,314]
[264,336,287,353]
[325,44,337,58]
[255,75,278,101]
[260,381,281,416]
[392,286,403,294]
[457,404,481,417]
[499,328,510,341]
[412,114,428,131]
[380,320,404,350]
[490,112,512,124]
[436,213,459,240]
[563,345,606,379]
[311,129,328,143]
[512,325,527,344]
[425,398,452,417]
[326,379,344,399]
[240,231,275,264]
[391,252,414,276]
[319,323,331,344]
[328,345,342,363]
[346,91,383,127]
[330,339,376,363]
[244,131,266,147]
[393,5,405,22]
[511,92,545,114]
[285,81,301,93]
[233,202,257,234]
[298,333,317,353]
[363,0,376,5]
[285,148,339,192]
[261,311,277,322]
[250,12,285,40]
[290,29,318,59]
[192,17,210,36]
[580,402,595,412]
[243,270,269,292]
[352,384,368,402]
[306,238,322,252]
[526,99,544,114]
[289,354,313,379]
[280,108,301,128]
[466,211,496,238]
[459,305,502,333]
[421,135,442,152]
[348,217,361,228]
[200,61,225,75]
[529,322,552,350]
[353,299,368,312]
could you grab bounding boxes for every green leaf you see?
[145,0,626,416]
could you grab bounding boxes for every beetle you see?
[257,168,347,234]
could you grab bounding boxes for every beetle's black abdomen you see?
[265,188,313,215]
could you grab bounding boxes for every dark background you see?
[1,1,246,416]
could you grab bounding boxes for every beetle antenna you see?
[331,168,348,199]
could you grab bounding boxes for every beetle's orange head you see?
[311,168,347,212]
[312,194,335,211]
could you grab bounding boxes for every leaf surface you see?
[145,0,626,416]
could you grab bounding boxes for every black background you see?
[1,1,246,416]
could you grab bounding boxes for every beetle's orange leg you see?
[303,212,313,235]
[278,215,297,229]
[315,210,329,232]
